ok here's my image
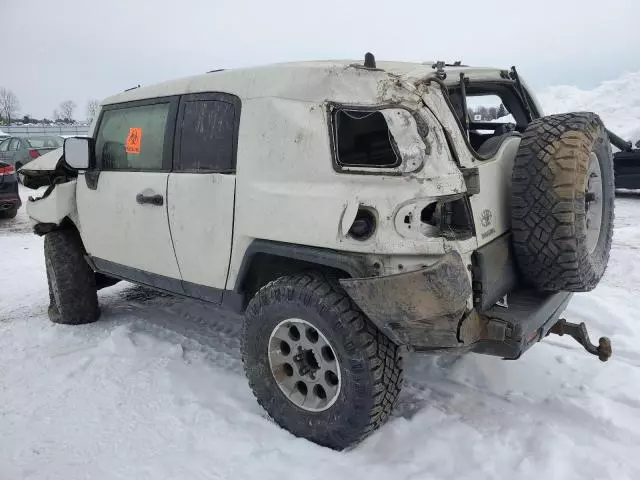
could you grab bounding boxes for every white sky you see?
[3,0,640,119]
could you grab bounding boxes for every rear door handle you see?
[136,192,164,206]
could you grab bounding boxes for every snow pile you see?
[538,71,640,144]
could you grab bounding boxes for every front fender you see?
[27,180,77,226]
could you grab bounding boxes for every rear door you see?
[167,92,240,302]
[75,97,183,290]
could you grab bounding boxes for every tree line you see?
[0,87,100,125]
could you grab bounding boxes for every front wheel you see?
[44,229,100,325]
[242,272,403,450]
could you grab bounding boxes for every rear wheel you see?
[242,272,403,450]
[44,229,100,325]
[511,112,614,292]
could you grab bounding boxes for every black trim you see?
[233,239,370,292]
[91,257,186,294]
[182,280,222,303]
[471,233,519,311]
[173,92,242,173]
[90,256,244,312]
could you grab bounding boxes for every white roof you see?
[102,60,508,106]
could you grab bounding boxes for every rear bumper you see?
[340,250,572,358]
[340,252,472,349]
[0,191,21,210]
[471,290,573,359]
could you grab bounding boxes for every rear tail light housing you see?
[0,165,15,176]
[28,149,40,159]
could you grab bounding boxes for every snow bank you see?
[538,71,640,143]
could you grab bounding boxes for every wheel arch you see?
[233,240,370,305]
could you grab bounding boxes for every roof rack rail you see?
[207,68,225,73]
[124,84,140,92]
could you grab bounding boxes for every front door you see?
[76,97,183,291]
[167,93,240,302]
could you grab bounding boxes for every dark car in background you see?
[0,135,64,170]
[0,161,20,219]
[614,140,640,190]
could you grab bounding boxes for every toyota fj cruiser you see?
[22,55,615,450]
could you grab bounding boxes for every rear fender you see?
[27,180,77,226]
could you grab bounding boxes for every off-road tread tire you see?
[511,112,614,292]
[0,207,18,219]
[242,271,403,450]
[44,229,100,325]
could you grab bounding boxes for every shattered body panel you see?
[340,252,471,348]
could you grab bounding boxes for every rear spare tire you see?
[44,229,100,324]
[511,112,614,292]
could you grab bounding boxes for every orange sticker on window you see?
[126,127,142,154]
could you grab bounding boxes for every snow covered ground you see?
[2,73,640,480]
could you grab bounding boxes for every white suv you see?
[22,56,615,450]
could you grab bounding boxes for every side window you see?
[95,102,170,170]
[330,106,427,174]
[333,110,400,168]
[176,100,236,171]
[9,138,21,151]
[466,95,514,123]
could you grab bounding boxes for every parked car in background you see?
[0,130,10,142]
[0,135,64,170]
[0,161,21,219]
[613,139,640,190]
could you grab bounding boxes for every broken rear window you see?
[332,109,401,168]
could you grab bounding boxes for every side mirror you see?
[635,139,640,149]
[64,137,92,170]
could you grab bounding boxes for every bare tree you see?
[86,99,100,122]
[59,100,77,121]
[0,88,20,124]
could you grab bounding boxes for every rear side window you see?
[95,103,170,170]
[176,100,236,171]
[332,110,400,168]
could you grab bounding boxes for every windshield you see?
[27,136,63,148]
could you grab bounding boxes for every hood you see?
[20,147,63,173]
[19,147,71,189]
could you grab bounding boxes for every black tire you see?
[0,207,17,219]
[44,229,100,325]
[242,272,403,450]
[511,112,614,292]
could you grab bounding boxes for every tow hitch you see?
[548,319,612,362]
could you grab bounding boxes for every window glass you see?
[0,139,9,152]
[178,100,235,171]
[9,138,21,151]
[95,103,170,170]
[466,95,514,123]
[27,136,63,148]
